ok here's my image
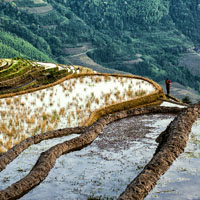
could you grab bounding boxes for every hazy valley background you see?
[0,0,200,102]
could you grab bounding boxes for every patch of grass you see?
[32,125,40,136]
[104,93,111,104]
[104,75,111,82]
[59,107,65,116]
[0,110,6,118]
[49,101,53,106]
[69,86,73,92]
[5,139,12,150]
[135,90,147,97]
[26,115,36,124]
[114,90,121,99]
[95,76,102,83]
[0,73,159,151]
[13,96,21,104]
[40,120,48,133]
[126,88,133,98]
[95,98,100,105]
[0,146,6,153]
[0,122,8,133]
[86,100,91,109]
[5,98,12,105]
[67,115,71,124]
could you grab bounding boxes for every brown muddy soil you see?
[119,103,200,200]
[94,114,175,153]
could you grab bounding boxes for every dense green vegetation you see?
[0,0,200,92]
[0,57,70,94]
[0,31,54,62]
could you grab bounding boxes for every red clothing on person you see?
[165,79,171,95]
[165,79,171,87]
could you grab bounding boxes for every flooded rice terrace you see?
[146,118,200,200]
[1,113,199,199]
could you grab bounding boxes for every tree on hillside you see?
[182,96,192,104]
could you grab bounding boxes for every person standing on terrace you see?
[165,78,171,95]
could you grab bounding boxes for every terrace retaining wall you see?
[0,106,182,200]
[118,102,200,200]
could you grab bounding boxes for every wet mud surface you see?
[94,114,174,153]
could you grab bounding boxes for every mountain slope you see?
[0,30,54,62]
[0,0,200,93]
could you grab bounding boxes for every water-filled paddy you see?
[0,114,174,200]
[0,75,156,152]
[2,106,197,200]
[146,118,200,200]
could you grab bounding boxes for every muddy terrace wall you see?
[84,93,163,126]
[118,102,200,200]
[0,105,184,200]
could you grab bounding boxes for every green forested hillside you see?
[0,31,54,62]
[0,0,200,92]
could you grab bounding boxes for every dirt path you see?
[66,48,97,58]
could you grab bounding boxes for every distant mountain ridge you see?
[0,0,200,93]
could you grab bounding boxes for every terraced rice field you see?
[0,114,175,199]
[0,73,156,152]
[0,58,93,94]
[1,59,198,200]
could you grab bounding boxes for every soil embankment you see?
[0,106,182,200]
[118,103,200,200]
